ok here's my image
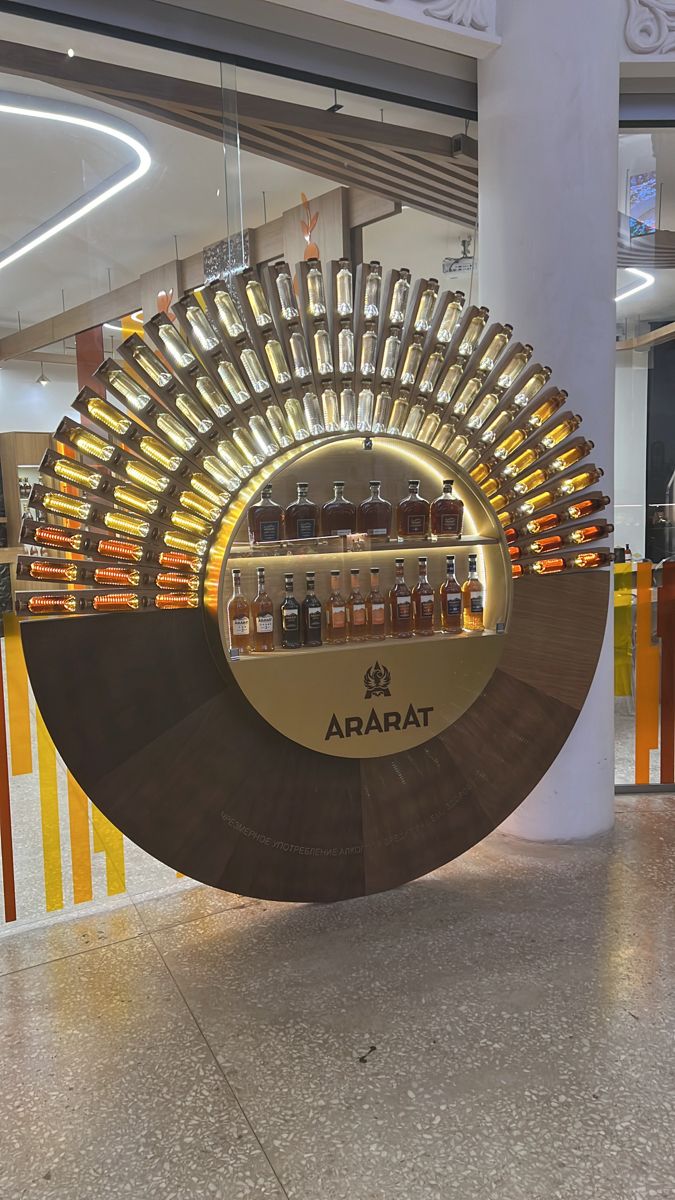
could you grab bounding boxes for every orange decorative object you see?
[96,539,143,563]
[635,561,659,786]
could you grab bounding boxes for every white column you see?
[478,0,621,840]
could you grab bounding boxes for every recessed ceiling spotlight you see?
[36,362,50,387]
[216,188,220,197]
[67,48,75,58]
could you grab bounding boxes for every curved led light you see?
[0,93,151,272]
[615,267,655,303]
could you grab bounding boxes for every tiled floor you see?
[0,796,673,1199]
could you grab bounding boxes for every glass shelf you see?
[229,627,503,662]
[228,533,501,563]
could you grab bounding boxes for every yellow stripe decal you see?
[91,804,126,896]
[36,710,64,912]
[66,773,93,904]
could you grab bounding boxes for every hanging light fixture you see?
[35,362,50,387]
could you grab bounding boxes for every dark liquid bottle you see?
[285,482,319,540]
[358,481,392,538]
[280,573,302,648]
[412,556,435,635]
[248,484,284,545]
[322,481,357,536]
[430,479,464,537]
[302,572,323,646]
[439,554,462,633]
[389,558,412,638]
[397,479,430,539]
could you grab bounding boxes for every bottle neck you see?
[408,486,419,499]
[256,573,266,593]
[370,573,380,592]
[370,485,381,499]
[418,567,429,584]
[334,485,344,500]
[306,581,316,597]
[350,575,360,593]
[233,576,242,596]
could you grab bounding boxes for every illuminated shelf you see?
[228,533,500,563]
[229,627,503,662]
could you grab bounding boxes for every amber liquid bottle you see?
[302,572,323,647]
[347,568,367,641]
[280,573,302,649]
[412,556,435,636]
[326,570,347,643]
[397,480,430,539]
[358,481,392,538]
[227,569,251,654]
[248,484,284,545]
[461,553,484,633]
[322,482,357,536]
[439,554,462,634]
[430,479,464,537]
[389,558,413,638]
[285,482,320,540]
[366,567,386,640]
[252,566,275,651]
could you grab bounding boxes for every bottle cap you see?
[330,570,340,577]
[333,481,345,487]
[351,568,360,575]
[285,574,293,583]
[418,557,427,565]
[408,479,420,487]
[297,482,309,489]
[370,567,380,574]
[443,479,454,487]
[369,480,381,487]
[261,484,272,496]
[395,558,404,566]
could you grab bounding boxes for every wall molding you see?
[625,0,675,55]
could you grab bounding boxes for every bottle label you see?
[351,603,366,626]
[367,527,388,536]
[419,596,434,617]
[282,611,299,631]
[259,520,280,542]
[396,597,411,618]
[471,593,484,613]
[232,616,250,636]
[370,602,385,625]
[445,596,461,616]
[331,605,346,628]
[306,606,322,630]
[406,514,426,535]
[439,513,460,534]
[256,613,274,633]
[296,518,316,539]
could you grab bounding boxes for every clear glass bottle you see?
[156,412,197,454]
[412,557,435,635]
[186,302,219,351]
[280,574,302,649]
[249,415,278,459]
[326,571,347,644]
[338,323,355,374]
[461,554,484,632]
[274,265,299,321]
[400,335,424,386]
[306,261,326,317]
[131,344,172,387]
[252,567,275,652]
[302,572,323,646]
[302,391,324,435]
[347,569,367,641]
[380,328,401,380]
[248,484,284,544]
[514,367,551,409]
[402,404,425,440]
[176,393,213,434]
[363,261,382,319]
[284,397,309,441]
[215,439,249,481]
[414,280,438,332]
[498,345,532,389]
[285,482,320,540]
[437,296,463,344]
[336,259,353,316]
[322,482,357,535]
[108,369,152,413]
[245,279,272,327]
[321,387,340,432]
[419,411,441,444]
[387,394,409,435]
[204,454,238,492]
[196,375,230,418]
[372,387,393,433]
[389,559,412,638]
[430,480,464,537]
[466,392,499,430]
[479,325,512,371]
[418,349,444,395]
[360,322,378,376]
[440,555,462,633]
[397,479,430,539]
[314,323,333,376]
[289,328,312,379]
[339,387,357,431]
[458,308,489,357]
[217,360,249,405]
[366,568,386,640]
[158,323,195,368]
[265,403,293,448]
[389,270,410,324]
[227,569,251,654]
[264,336,291,385]
[214,288,245,338]
[357,387,375,432]
[240,347,268,394]
[358,481,392,538]
[437,361,463,405]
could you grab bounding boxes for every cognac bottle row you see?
[227,554,486,654]
[247,478,464,544]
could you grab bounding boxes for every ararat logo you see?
[364,660,391,699]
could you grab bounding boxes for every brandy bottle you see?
[397,480,430,539]
[412,557,435,636]
[252,567,275,652]
[302,572,323,646]
[285,482,319,540]
[430,479,464,538]
[347,569,367,641]
[248,484,284,545]
[366,568,386,640]
[326,571,347,644]
[389,558,413,638]
[358,481,392,538]
[227,568,251,654]
[440,554,462,633]
[322,482,357,536]
[280,574,302,649]
[461,554,484,633]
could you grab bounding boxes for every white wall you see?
[0,360,78,434]
[614,350,648,558]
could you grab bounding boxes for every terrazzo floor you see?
[0,795,673,1200]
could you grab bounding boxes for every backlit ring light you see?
[0,93,151,272]
[615,267,655,303]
